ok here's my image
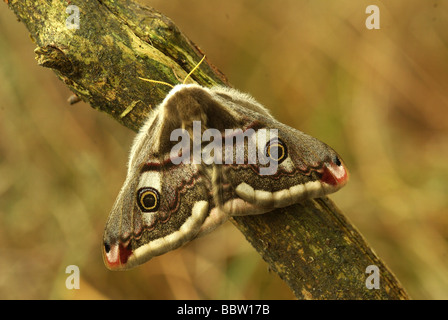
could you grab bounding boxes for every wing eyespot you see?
[265,138,287,164]
[137,187,160,212]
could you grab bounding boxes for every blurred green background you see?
[1,0,447,299]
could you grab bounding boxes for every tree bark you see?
[7,0,409,299]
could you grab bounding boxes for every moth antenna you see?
[182,55,206,84]
[138,77,174,89]
[138,55,205,88]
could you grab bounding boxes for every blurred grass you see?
[1,0,448,299]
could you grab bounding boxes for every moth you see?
[103,59,349,270]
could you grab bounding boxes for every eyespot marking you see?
[137,187,160,212]
[265,138,287,164]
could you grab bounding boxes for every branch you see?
[7,0,409,299]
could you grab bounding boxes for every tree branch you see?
[7,0,409,299]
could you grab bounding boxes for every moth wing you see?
[103,93,215,270]
[207,87,349,213]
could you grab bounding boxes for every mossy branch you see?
[7,0,409,299]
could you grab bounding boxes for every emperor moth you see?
[103,59,348,270]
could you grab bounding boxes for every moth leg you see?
[196,206,229,236]
[219,166,274,217]
[211,163,224,208]
[196,164,228,236]
[222,198,272,216]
